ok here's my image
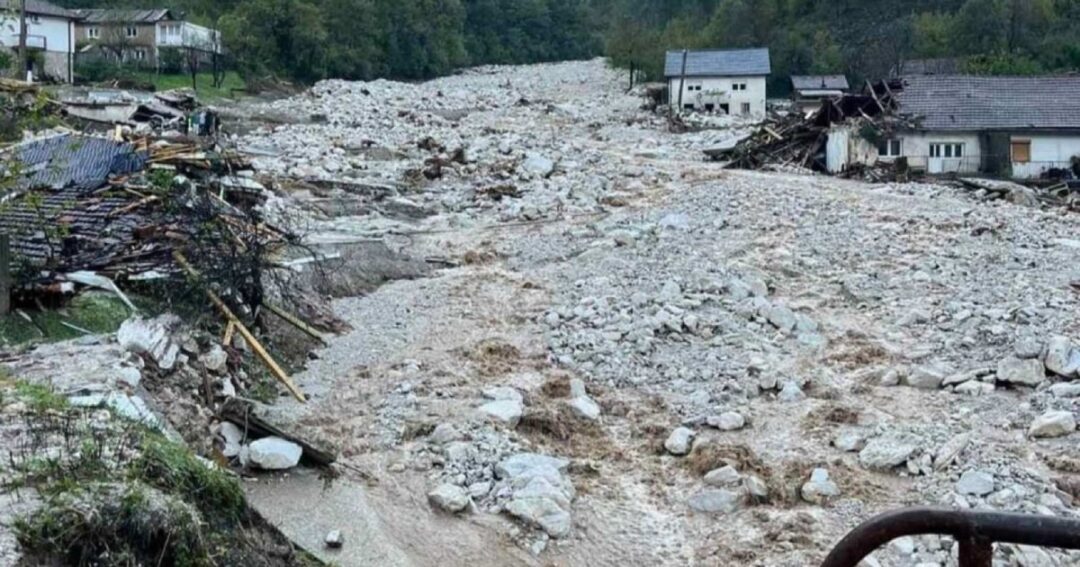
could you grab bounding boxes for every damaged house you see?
[876,75,1080,179]
[664,48,770,116]
[791,75,848,115]
[0,0,78,82]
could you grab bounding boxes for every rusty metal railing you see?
[821,508,1080,567]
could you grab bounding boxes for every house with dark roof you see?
[664,48,771,116]
[876,75,1080,178]
[791,75,849,114]
[0,0,78,82]
[72,9,222,68]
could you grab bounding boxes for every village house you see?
[875,75,1080,179]
[72,9,222,68]
[0,0,77,82]
[791,75,848,115]
[664,48,770,117]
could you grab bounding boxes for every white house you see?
[876,75,1080,179]
[0,0,77,82]
[664,48,770,117]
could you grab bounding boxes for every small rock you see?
[703,466,741,487]
[324,530,344,549]
[201,345,229,373]
[1049,382,1080,398]
[247,437,302,470]
[956,470,995,496]
[745,475,769,503]
[687,489,743,514]
[567,396,601,421]
[859,434,919,471]
[833,430,866,452]
[429,423,463,445]
[521,153,555,178]
[765,305,797,334]
[904,366,945,390]
[890,536,916,556]
[1028,411,1076,438]
[218,422,244,458]
[997,356,1046,387]
[482,386,523,403]
[664,427,695,456]
[1044,336,1080,378]
[428,483,471,513]
[801,468,840,505]
[955,381,995,396]
[1014,337,1044,360]
[707,411,746,431]
[479,400,523,427]
[777,381,806,403]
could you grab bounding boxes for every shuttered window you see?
[1011,140,1031,164]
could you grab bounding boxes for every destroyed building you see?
[790,74,849,115]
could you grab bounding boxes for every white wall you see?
[826,125,878,174]
[668,75,767,117]
[1012,134,1080,179]
[0,14,73,53]
[876,132,983,174]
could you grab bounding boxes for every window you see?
[733,82,747,91]
[1011,140,1031,164]
[687,83,702,92]
[87,27,100,39]
[126,26,138,38]
[29,15,40,24]
[741,102,751,115]
[133,49,146,61]
[704,103,715,112]
[683,104,694,110]
[930,143,964,159]
[878,139,902,157]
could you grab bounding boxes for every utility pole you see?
[18,0,28,82]
[676,49,689,115]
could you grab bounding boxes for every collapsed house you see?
[790,75,849,115]
[715,74,1080,184]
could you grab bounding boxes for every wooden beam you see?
[174,252,306,403]
[264,303,328,345]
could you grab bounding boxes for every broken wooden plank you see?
[174,251,306,403]
[264,303,328,345]
[220,399,336,466]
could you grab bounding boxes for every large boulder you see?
[117,315,183,371]
[247,437,302,470]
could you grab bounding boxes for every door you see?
[928,142,965,174]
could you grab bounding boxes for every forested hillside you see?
[56,0,1080,86]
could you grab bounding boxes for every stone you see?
[859,434,919,471]
[1044,336,1080,378]
[505,493,572,538]
[707,411,746,431]
[218,422,244,458]
[879,368,903,387]
[889,536,916,556]
[904,366,945,389]
[658,212,690,231]
[688,489,743,514]
[1014,338,1044,360]
[468,481,492,498]
[833,430,866,452]
[703,466,742,487]
[801,468,840,504]
[996,356,1046,387]
[116,366,142,389]
[201,345,229,373]
[482,386,524,403]
[479,400,523,427]
[777,381,806,403]
[521,153,555,178]
[429,423,463,445]
[664,427,695,456]
[428,483,471,513]
[496,454,570,479]
[324,530,344,549]
[956,470,995,496]
[117,315,182,371]
[955,381,995,396]
[1049,382,1080,398]
[1028,411,1076,438]
[765,304,798,334]
[745,475,769,503]
[247,437,302,470]
[567,396,601,421]
[933,433,971,471]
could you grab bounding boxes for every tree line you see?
[54,0,1080,86]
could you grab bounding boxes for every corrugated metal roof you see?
[896,75,1080,131]
[791,75,849,91]
[0,0,75,19]
[73,8,177,23]
[9,134,147,193]
[664,48,771,78]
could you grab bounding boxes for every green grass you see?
[0,292,138,347]
[150,71,247,100]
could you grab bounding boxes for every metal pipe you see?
[821,508,1080,567]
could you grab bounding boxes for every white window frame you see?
[929,143,964,159]
[879,139,902,158]
[741,102,751,115]
[126,26,138,38]
[87,27,100,39]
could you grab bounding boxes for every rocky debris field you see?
[231,59,1080,566]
